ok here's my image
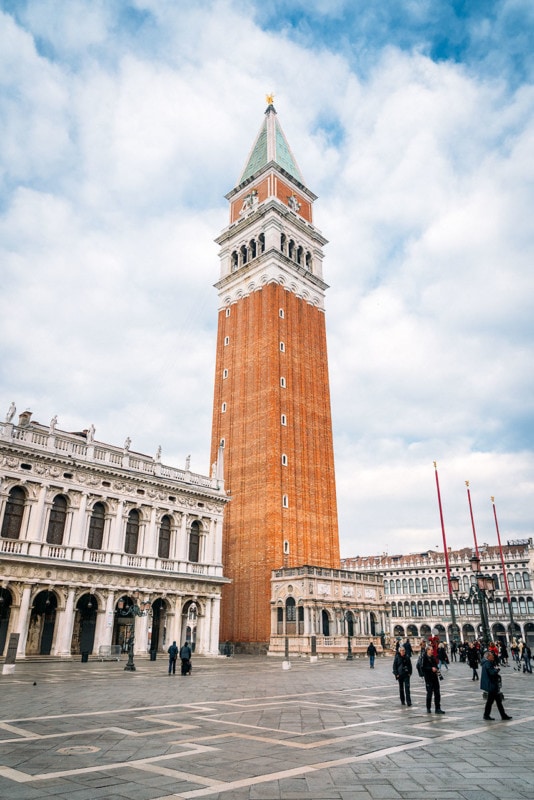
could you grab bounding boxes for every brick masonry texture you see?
[211,282,340,645]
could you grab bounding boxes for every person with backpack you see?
[393,645,413,706]
[167,641,178,675]
[180,641,192,675]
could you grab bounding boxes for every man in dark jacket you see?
[393,645,413,706]
[481,652,512,720]
[167,641,178,675]
[422,646,445,714]
[367,640,377,669]
[180,642,192,675]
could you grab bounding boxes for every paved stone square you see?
[0,654,533,799]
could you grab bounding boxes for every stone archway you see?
[26,590,58,655]
[71,593,98,655]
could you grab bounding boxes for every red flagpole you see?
[465,480,480,558]
[434,462,453,592]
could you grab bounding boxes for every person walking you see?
[393,645,413,706]
[422,645,445,714]
[467,642,480,681]
[450,641,458,662]
[367,640,377,669]
[167,641,178,675]
[437,642,449,670]
[180,641,192,675]
[522,643,532,673]
[481,651,512,721]
[403,638,413,658]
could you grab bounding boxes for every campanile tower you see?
[210,100,340,648]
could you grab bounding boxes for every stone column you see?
[26,485,47,543]
[71,493,88,549]
[55,587,76,656]
[16,584,33,657]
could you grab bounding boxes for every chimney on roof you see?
[18,410,32,427]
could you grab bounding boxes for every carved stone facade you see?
[269,566,389,658]
[0,410,229,659]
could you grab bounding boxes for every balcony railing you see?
[0,538,224,578]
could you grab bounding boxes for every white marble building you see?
[0,406,229,660]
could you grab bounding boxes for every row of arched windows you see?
[280,234,313,269]
[229,233,314,273]
[0,487,202,562]
[231,234,266,271]
[390,596,534,618]
[384,570,531,596]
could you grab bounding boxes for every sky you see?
[1,0,533,558]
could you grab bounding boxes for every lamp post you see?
[452,556,494,646]
[116,595,151,672]
[345,610,353,661]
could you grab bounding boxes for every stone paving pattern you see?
[0,654,533,799]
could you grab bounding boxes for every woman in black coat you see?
[481,652,512,721]
[392,646,413,706]
[467,643,480,681]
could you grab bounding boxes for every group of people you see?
[167,641,192,675]
[389,636,515,721]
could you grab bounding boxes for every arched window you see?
[296,245,303,264]
[305,251,312,270]
[240,244,248,265]
[280,233,286,253]
[527,597,534,614]
[515,572,522,589]
[125,509,140,554]
[408,578,414,593]
[415,578,421,593]
[402,578,408,593]
[492,573,500,590]
[259,233,265,253]
[507,572,515,590]
[395,579,401,594]
[46,495,67,545]
[1,486,26,539]
[288,239,295,260]
[384,580,389,595]
[519,597,527,614]
[524,572,531,590]
[158,515,171,559]
[188,520,201,563]
[422,577,428,593]
[249,239,257,259]
[231,251,238,271]
[87,502,105,550]
[435,576,442,593]
[428,577,434,592]
[281,454,288,466]
[286,597,296,633]
[390,580,395,595]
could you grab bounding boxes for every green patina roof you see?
[239,105,304,185]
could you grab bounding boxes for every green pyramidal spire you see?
[238,100,304,185]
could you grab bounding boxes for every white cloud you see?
[1,2,532,558]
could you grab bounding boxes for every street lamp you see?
[452,556,495,646]
[116,595,151,672]
[340,609,353,660]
